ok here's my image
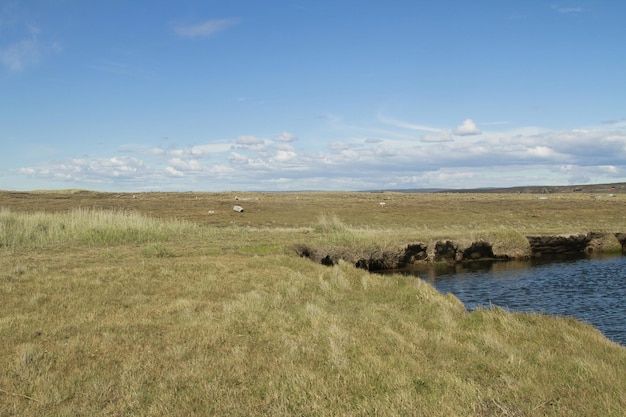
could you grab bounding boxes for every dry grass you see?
[0,207,200,250]
[1,189,625,234]
[1,191,625,416]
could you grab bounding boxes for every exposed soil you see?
[296,232,626,272]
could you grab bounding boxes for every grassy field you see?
[1,190,625,416]
[2,189,625,233]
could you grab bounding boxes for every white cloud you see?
[453,119,482,136]
[169,158,202,171]
[187,143,231,156]
[275,142,296,152]
[227,152,248,165]
[421,130,453,143]
[18,167,35,175]
[526,146,557,158]
[165,166,184,177]
[274,131,298,142]
[139,142,231,158]
[233,135,266,152]
[18,157,148,183]
[172,18,239,38]
[275,150,297,162]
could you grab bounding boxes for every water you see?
[394,255,626,346]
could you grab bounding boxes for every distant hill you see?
[372,182,625,194]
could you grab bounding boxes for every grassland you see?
[1,190,625,416]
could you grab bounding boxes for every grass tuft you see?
[314,213,351,234]
[0,208,199,251]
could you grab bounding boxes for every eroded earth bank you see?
[296,232,626,271]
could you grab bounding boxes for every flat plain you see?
[1,188,625,232]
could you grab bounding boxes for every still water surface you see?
[396,255,626,346]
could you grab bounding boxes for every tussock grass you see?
[0,208,200,250]
[314,213,352,234]
[1,194,626,416]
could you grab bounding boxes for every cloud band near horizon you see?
[14,124,626,191]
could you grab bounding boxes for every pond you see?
[386,255,626,346]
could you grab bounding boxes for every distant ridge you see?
[369,182,626,194]
[366,188,448,193]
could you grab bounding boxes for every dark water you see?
[392,255,626,346]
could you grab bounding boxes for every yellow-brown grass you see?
[1,191,625,416]
[1,190,624,234]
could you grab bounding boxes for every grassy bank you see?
[1,193,626,416]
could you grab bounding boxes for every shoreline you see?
[296,231,626,271]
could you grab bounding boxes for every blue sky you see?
[2,0,625,191]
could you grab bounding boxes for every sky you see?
[1,0,626,192]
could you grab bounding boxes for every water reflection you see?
[384,255,626,346]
